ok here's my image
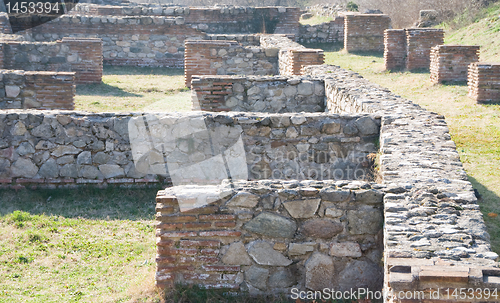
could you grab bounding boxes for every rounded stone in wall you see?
[338,260,382,291]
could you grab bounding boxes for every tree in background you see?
[346,1,359,12]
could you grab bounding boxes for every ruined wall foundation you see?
[344,14,391,53]
[468,62,500,103]
[430,45,480,84]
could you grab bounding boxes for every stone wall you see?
[298,17,345,44]
[384,28,445,71]
[260,35,324,76]
[468,62,500,103]
[0,70,75,110]
[191,75,325,113]
[72,4,301,35]
[155,180,384,293]
[184,40,279,87]
[384,29,406,71]
[405,28,445,70]
[1,38,103,84]
[302,64,500,302]
[344,14,391,52]
[0,111,379,188]
[0,13,12,34]
[430,45,480,84]
[23,14,206,68]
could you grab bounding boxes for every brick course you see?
[344,14,391,52]
[430,45,480,84]
[468,62,500,103]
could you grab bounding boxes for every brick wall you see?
[468,62,500,103]
[405,28,444,70]
[184,40,278,87]
[344,14,391,52]
[384,29,406,71]
[191,75,325,112]
[155,180,385,292]
[23,15,206,68]
[430,45,480,84]
[260,35,324,76]
[298,17,345,44]
[0,70,75,110]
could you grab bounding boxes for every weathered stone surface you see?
[338,260,381,291]
[325,207,343,218]
[5,85,21,98]
[330,242,362,257]
[243,212,297,238]
[52,145,81,157]
[31,124,53,138]
[38,158,59,178]
[221,241,252,265]
[11,122,27,136]
[283,198,320,218]
[247,241,292,266]
[305,252,334,290]
[355,116,378,135]
[347,207,382,235]
[226,192,260,208]
[16,142,35,156]
[245,266,269,290]
[11,158,38,177]
[289,242,315,256]
[268,267,296,289]
[355,189,384,204]
[60,164,77,178]
[79,165,101,179]
[99,164,124,178]
[301,219,343,238]
[93,151,110,164]
[320,189,351,202]
[76,151,92,165]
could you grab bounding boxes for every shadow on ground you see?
[0,185,163,220]
[76,82,142,97]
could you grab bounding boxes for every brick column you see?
[384,29,406,71]
[62,37,103,84]
[405,29,444,70]
[468,62,500,103]
[430,45,480,83]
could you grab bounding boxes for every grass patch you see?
[0,186,162,303]
[322,49,500,254]
[75,66,190,113]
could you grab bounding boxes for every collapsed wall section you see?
[190,75,325,113]
[184,40,278,87]
[1,38,103,84]
[155,180,384,292]
[344,14,391,52]
[0,111,379,188]
[0,70,75,110]
[302,64,499,302]
[468,63,500,103]
[430,45,480,84]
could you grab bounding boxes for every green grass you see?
[0,186,162,303]
[320,43,500,254]
[75,66,191,113]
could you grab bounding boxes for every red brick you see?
[179,240,220,248]
[198,230,242,237]
[199,214,236,221]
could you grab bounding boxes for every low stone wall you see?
[0,111,379,188]
[344,14,391,52]
[260,35,324,76]
[302,64,499,302]
[405,28,445,70]
[384,29,406,71]
[0,70,75,110]
[155,180,384,293]
[205,34,262,46]
[468,62,500,103]
[23,14,206,68]
[73,4,301,35]
[184,40,279,87]
[430,45,480,84]
[1,38,103,84]
[191,75,325,113]
[298,17,344,44]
